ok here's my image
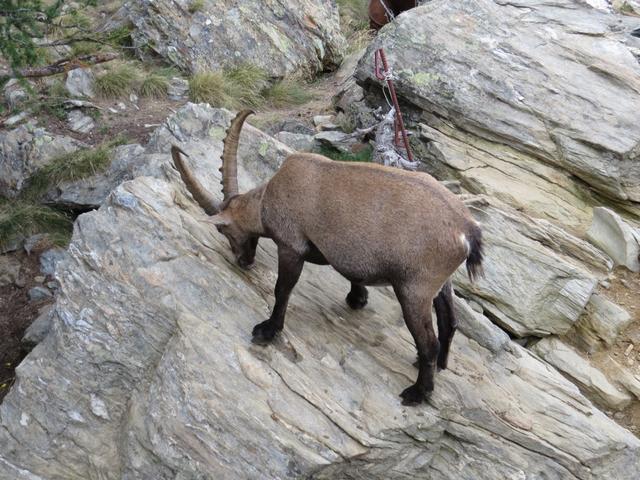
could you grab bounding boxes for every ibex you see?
[171,110,483,405]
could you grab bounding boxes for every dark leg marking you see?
[346,283,368,310]
[394,282,439,406]
[252,246,304,345]
[434,280,457,371]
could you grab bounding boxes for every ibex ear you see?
[204,213,232,227]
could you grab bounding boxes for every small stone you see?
[67,110,95,134]
[627,358,635,367]
[130,93,139,104]
[34,276,45,283]
[3,78,29,108]
[22,305,54,345]
[314,130,360,153]
[600,280,611,289]
[118,102,127,111]
[28,286,53,302]
[65,68,95,98]
[275,132,314,152]
[613,412,625,420]
[40,248,66,276]
[313,115,339,130]
[4,111,30,127]
[168,78,189,101]
[625,344,634,356]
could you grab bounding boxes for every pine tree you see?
[0,0,64,72]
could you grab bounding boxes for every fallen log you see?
[0,52,118,79]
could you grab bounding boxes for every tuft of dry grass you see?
[95,63,139,98]
[189,65,314,110]
[188,0,206,13]
[264,79,314,108]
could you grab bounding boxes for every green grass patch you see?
[0,201,73,251]
[95,63,139,98]
[70,41,102,57]
[0,138,128,250]
[139,72,170,98]
[316,144,373,162]
[22,138,126,200]
[189,71,233,107]
[225,64,269,108]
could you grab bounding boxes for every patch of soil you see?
[590,268,640,435]
[44,96,186,147]
[0,250,54,403]
[250,73,343,133]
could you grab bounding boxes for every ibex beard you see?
[171,110,483,406]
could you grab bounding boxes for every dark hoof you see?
[400,384,428,406]
[437,356,448,371]
[251,320,280,345]
[346,290,368,310]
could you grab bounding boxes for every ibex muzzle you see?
[171,110,483,406]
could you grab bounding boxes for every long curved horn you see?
[221,109,254,202]
[171,145,220,215]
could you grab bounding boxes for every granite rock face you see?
[356,0,640,229]
[1,105,638,480]
[126,0,346,78]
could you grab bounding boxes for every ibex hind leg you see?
[434,280,457,371]
[346,283,368,310]
[252,246,304,345]
[411,280,456,370]
[394,282,439,406]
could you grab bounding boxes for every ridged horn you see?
[221,109,254,202]
[171,145,220,215]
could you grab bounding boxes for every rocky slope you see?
[1,0,640,478]
[1,104,639,479]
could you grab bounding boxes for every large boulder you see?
[356,0,640,229]
[126,0,346,77]
[1,105,639,479]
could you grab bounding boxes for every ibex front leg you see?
[252,246,304,345]
[394,282,439,406]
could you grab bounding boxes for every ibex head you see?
[171,110,261,270]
